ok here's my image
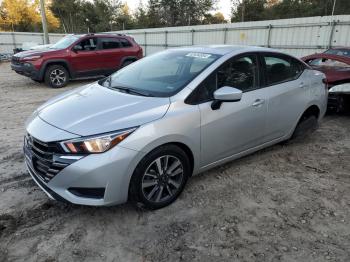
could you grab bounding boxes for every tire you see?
[121,60,134,68]
[292,115,318,140]
[129,145,191,210]
[44,65,69,88]
[336,96,345,114]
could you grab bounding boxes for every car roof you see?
[327,47,350,50]
[68,33,130,39]
[169,45,279,55]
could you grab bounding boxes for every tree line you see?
[0,0,349,33]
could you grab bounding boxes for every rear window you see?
[100,38,120,49]
[120,38,132,47]
[324,49,350,57]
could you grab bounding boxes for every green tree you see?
[138,0,217,27]
[50,0,122,33]
[231,0,267,22]
[231,0,350,22]
[203,12,227,24]
[134,2,150,29]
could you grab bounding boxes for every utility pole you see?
[241,0,245,22]
[331,0,337,18]
[39,0,50,44]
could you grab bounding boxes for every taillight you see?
[138,48,143,58]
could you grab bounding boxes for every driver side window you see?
[186,54,258,104]
[75,38,97,51]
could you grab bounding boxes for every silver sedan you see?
[24,45,327,209]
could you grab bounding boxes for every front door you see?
[70,37,99,77]
[194,54,268,166]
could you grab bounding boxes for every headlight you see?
[21,55,42,61]
[60,127,137,154]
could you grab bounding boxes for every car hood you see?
[37,82,171,136]
[13,48,60,58]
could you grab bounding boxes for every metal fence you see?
[0,31,66,53]
[112,15,350,57]
[0,15,349,58]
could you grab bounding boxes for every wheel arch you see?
[39,59,73,80]
[298,104,320,122]
[119,56,138,67]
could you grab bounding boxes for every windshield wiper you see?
[109,85,153,97]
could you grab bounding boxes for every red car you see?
[302,48,350,112]
[11,34,143,88]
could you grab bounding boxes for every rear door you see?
[96,37,122,74]
[70,37,99,77]
[260,53,310,140]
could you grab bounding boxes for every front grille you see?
[24,133,69,183]
[11,56,21,65]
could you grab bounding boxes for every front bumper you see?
[24,117,144,206]
[24,143,141,206]
[11,62,41,80]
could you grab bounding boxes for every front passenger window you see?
[186,55,258,104]
[217,56,257,92]
[76,38,97,51]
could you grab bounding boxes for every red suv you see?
[11,34,143,88]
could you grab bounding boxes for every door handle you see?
[299,82,305,88]
[252,99,265,107]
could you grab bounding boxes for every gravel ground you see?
[0,62,350,262]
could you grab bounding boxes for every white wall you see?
[1,15,349,57]
[111,15,350,57]
[0,32,66,53]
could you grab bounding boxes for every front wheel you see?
[129,145,191,210]
[44,65,69,88]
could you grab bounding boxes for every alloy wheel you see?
[50,69,66,86]
[141,155,184,203]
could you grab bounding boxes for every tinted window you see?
[105,50,221,97]
[218,56,257,91]
[100,38,121,49]
[76,38,97,51]
[120,38,132,47]
[324,49,350,57]
[187,55,258,104]
[264,55,303,85]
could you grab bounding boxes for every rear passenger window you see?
[263,55,304,86]
[100,38,121,49]
[120,38,132,47]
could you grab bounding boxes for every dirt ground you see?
[0,61,350,262]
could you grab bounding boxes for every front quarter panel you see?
[120,100,201,173]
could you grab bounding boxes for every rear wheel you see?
[44,65,69,88]
[292,115,318,139]
[129,145,190,210]
[121,60,134,68]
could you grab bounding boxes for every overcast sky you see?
[124,0,232,19]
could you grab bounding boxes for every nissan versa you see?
[24,46,327,209]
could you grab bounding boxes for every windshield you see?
[103,50,221,97]
[324,49,350,57]
[50,35,79,49]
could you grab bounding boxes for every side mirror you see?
[211,86,242,110]
[73,45,82,52]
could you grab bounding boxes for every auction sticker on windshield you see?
[186,52,212,59]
